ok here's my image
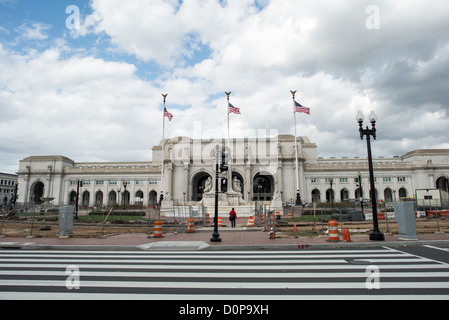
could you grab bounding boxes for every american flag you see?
[229,103,241,115]
[164,107,174,121]
[295,101,310,115]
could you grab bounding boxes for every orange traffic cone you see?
[345,228,352,242]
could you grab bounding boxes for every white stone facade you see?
[16,136,449,211]
[1,172,18,207]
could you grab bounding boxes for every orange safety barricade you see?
[327,220,339,242]
[154,221,163,238]
[187,218,195,233]
[248,216,254,227]
[218,216,222,227]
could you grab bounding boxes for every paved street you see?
[0,246,448,300]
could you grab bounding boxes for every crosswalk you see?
[0,247,448,300]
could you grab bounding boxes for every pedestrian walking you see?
[229,208,237,228]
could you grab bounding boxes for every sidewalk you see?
[1,227,449,251]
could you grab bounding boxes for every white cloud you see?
[1,0,449,173]
[16,21,51,41]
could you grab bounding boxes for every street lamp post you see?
[357,111,385,241]
[210,144,222,243]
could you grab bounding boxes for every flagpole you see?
[225,92,232,149]
[291,90,302,205]
[160,94,168,208]
[225,92,232,194]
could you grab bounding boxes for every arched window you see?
[311,189,320,203]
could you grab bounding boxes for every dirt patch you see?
[1,217,448,239]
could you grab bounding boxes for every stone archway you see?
[109,191,117,206]
[82,191,90,207]
[135,190,144,206]
[192,172,212,202]
[311,189,321,203]
[31,181,45,204]
[436,176,448,192]
[149,191,157,207]
[384,188,393,202]
[69,191,77,205]
[253,173,274,201]
[95,191,103,207]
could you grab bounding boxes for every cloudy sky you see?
[1,0,448,174]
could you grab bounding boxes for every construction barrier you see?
[288,211,293,220]
[248,216,254,227]
[268,214,276,239]
[427,210,449,217]
[218,216,222,227]
[187,218,195,233]
[206,213,212,225]
[275,211,280,219]
[269,227,276,239]
[327,220,339,242]
[261,214,265,225]
[154,221,163,238]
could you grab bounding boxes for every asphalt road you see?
[0,245,448,303]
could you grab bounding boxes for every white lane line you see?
[2,279,449,289]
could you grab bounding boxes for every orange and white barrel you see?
[154,221,163,238]
[187,218,195,233]
[327,220,339,242]
[248,216,254,227]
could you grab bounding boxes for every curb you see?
[2,239,449,252]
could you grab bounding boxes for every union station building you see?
[16,135,449,215]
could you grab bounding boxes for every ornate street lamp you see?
[357,111,385,241]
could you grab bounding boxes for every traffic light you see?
[220,151,229,172]
[221,178,228,193]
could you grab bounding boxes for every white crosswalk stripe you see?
[0,247,448,300]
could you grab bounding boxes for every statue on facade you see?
[204,177,213,193]
[233,176,242,193]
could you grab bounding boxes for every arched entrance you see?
[109,191,117,206]
[82,191,90,207]
[311,189,320,203]
[436,176,448,193]
[31,181,45,204]
[326,189,335,203]
[253,173,274,201]
[384,188,393,202]
[95,191,103,207]
[398,188,407,199]
[123,191,130,205]
[192,172,212,202]
[69,191,77,205]
[340,188,349,202]
[149,191,157,207]
[135,190,144,206]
